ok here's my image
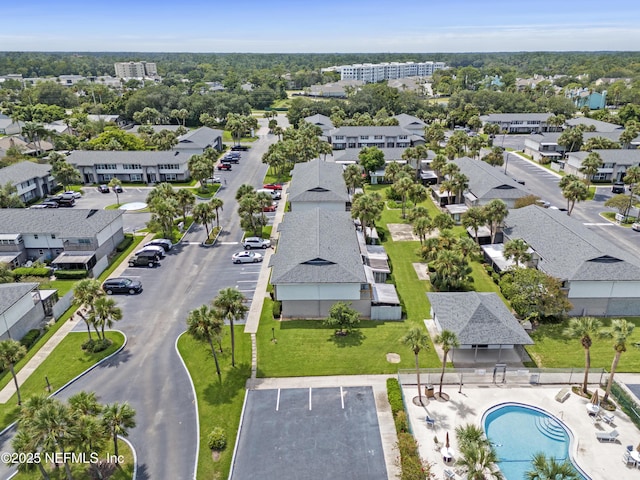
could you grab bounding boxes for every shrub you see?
[12,267,51,278]
[82,338,112,353]
[395,410,409,433]
[386,186,402,201]
[387,200,399,209]
[272,300,282,318]
[387,378,404,416]
[207,427,227,451]
[116,234,134,252]
[396,432,429,480]
[20,329,41,349]
[55,270,88,279]
[491,272,500,284]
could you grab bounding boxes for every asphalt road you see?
[0,118,276,480]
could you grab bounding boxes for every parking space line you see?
[236,280,258,283]
[340,386,345,409]
[309,388,312,410]
[276,388,280,411]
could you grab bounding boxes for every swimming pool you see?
[483,403,589,480]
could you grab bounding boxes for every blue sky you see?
[2,0,640,53]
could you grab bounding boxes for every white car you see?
[136,245,166,258]
[232,251,263,264]
[144,239,173,251]
[242,237,271,249]
[63,190,82,199]
[632,223,640,232]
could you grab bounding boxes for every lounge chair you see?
[602,413,615,425]
[596,429,619,442]
[444,468,456,479]
[623,451,637,467]
[426,415,436,428]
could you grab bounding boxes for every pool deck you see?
[403,380,640,480]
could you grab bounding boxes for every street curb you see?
[119,435,138,480]
[227,389,249,480]
[175,331,200,480]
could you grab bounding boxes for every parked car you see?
[113,185,123,193]
[232,251,264,264]
[136,245,166,258]
[144,239,173,251]
[39,201,59,208]
[217,163,232,171]
[262,183,283,191]
[612,182,625,194]
[98,184,110,193]
[63,190,82,199]
[256,188,281,200]
[221,157,239,164]
[242,237,271,249]
[103,277,143,295]
[128,255,159,268]
[632,223,640,232]
[57,198,75,207]
[262,203,277,212]
[209,176,222,184]
[225,151,241,159]
[231,145,249,151]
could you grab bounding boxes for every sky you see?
[2,0,640,53]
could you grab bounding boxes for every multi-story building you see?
[0,161,55,202]
[335,61,445,84]
[114,61,158,79]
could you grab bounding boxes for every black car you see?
[221,156,239,164]
[128,255,159,268]
[102,277,143,295]
[231,145,249,151]
[612,182,625,194]
[98,184,110,193]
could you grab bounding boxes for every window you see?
[123,164,142,170]
[51,234,56,239]
[78,238,91,245]
[158,164,179,170]
[374,135,383,140]
[398,135,408,140]
[38,249,44,255]
[334,135,345,140]
[360,136,369,140]
[130,174,142,181]
[34,234,39,239]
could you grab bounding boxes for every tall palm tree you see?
[457,442,503,480]
[561,180,589,216]
[430,154,448,182]
[483,199,509,244]
[401,327,430,405]
[343,164,364,194]
[213,288,248,367]
[32,400,75,480]
[102,402,136,464]
[412,216,433,245]
[455,424,490,450]
[192,202,215,238]
[563,317,603,394]
[175,188,196,224]
[461,206,487,244]
[68,391,101,416]
[394,175,415,218]
[623,165,640,216]
[0,339,27,405]
[434,330,459,397]
[73,279,104,340]
[503,238,531,268]
[209,197,224,228]
[350,192,384,244]
[384,161,403,184]
[12,428,51,479]
[91,296,122,340]
[187,304,225,380]
[600,318,635,402]
[579,152,601,189]
[526,452,579,480]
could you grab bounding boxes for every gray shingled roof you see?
[566,149,640,169]
[329,126,415,137]
[332,147,410,162]
[304,114,334,129]
[393,113,426,129]
[503,206,640,281]
[270,209,366,284]
[0,161,51,186]
[67,150,191,167]
[0,283,38,315]
[480,113,554,122]
[288,159,349,203]
[0,209,123,237]
[427,292,533,345]
[565,118,623,132]
[527,131,640,145]
[176,127,223,149]
[454,157,528,201]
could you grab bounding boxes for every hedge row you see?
[12,267,51,278]
[20,329,41,350]
[54,270,88,279]
[116,234,134,252]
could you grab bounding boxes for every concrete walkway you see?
[0,232,155,404]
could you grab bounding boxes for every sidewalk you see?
[0,232,155,404]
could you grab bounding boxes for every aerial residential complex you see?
[327,61,446,83]
[114,61,158,79]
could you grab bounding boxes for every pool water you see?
[483,403,589,480]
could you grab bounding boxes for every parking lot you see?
[229,386,388,480]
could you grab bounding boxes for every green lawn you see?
[257,300,431,376]
[177,328,251,480]
[526,317,640,371]
[14,438,134,480]
[98,236,144,281]
[0,331,125,429]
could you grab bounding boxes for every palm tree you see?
[91,295,123,340]
[561,180,589,216]
[455,424,490,450]
[461,206,487,244]
[187,304,225,380]
[563,317,603,395]
[235,183,256,201]
[108,178,123,205]
[31,400,75,480]
[434,330,459,397]
[600,318,635,402]
[209,197,224,228]
[350,192,383,244]
[102,402,136,464]
[457,442,504,480]
[175,188,196,224]
[394,175,415,218]
[412,216,433,245]
[68,390,101,416]
[343,164,364,194]
[384,161,403,184]
[431,154,448,182]
[483,199,509,244]
[192,202,215,238]
[12,428,51,479]
[579,152,601,189]
[526,452,579,480]
[0,339,27,405]
[401,327,430,406]
[623,165,640,217]
[451,172,469,204]
[213,288,248,367]
[503,238,531,268]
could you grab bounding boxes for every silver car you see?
[231,251,263,264]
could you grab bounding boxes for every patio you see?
[402,382,640,480]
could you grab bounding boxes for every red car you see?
[262,183,283,190]
[217,163,232,171]
[262,204,277,212]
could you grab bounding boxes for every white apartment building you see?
[337,61,446,83]
[114,61,158,79]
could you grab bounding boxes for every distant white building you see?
[332,61,446,84]
[114,61,158,79]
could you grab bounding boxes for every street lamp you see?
[503,152,510,175]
